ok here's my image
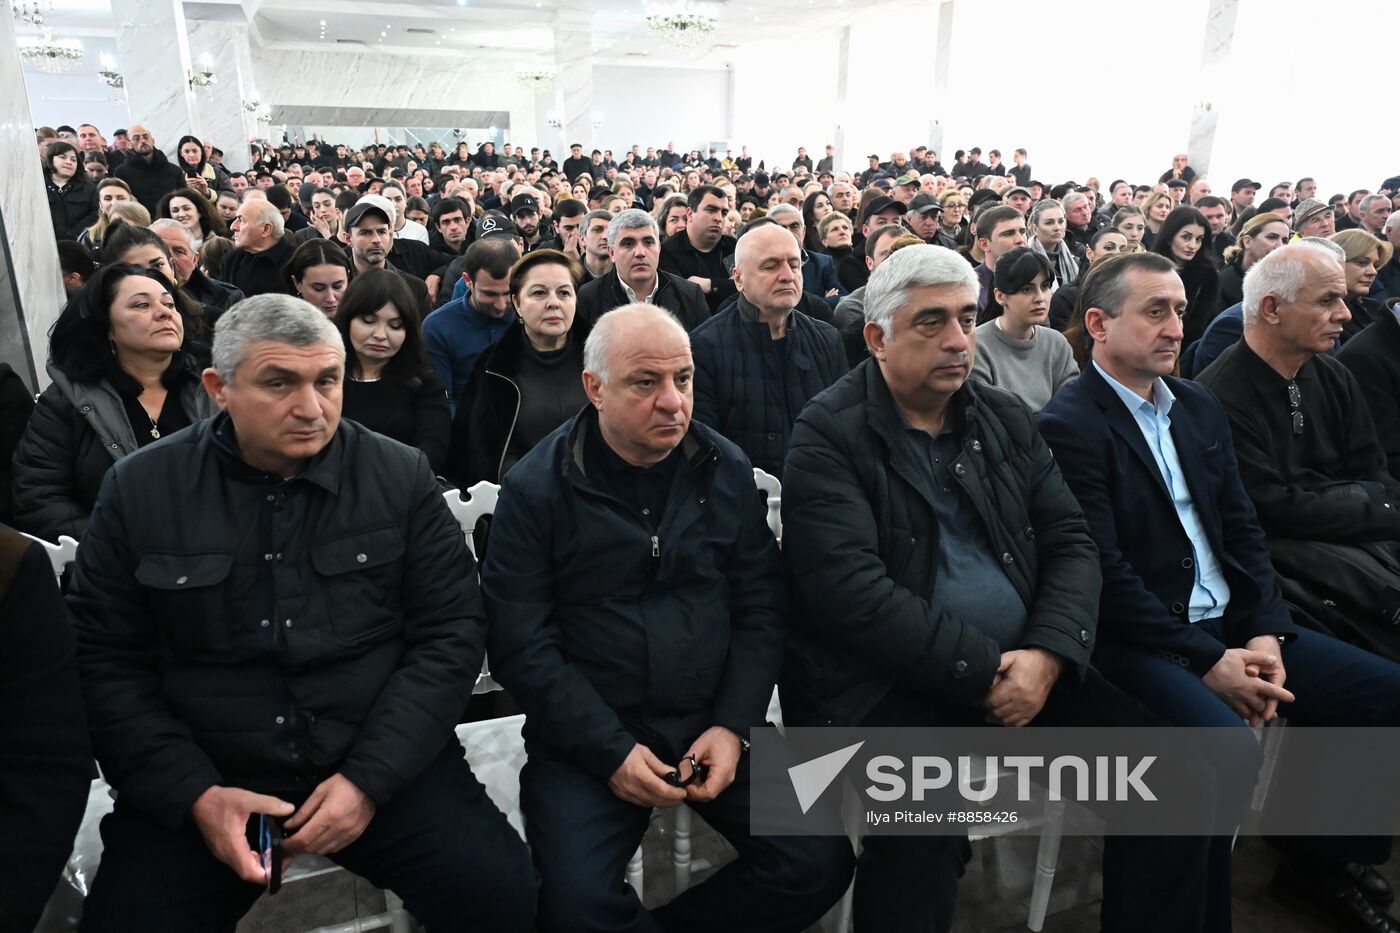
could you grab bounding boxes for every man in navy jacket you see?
[1039,251,1400,933]
[481,303,853,933]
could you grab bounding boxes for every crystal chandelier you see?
[515,67,555,93]
[97,52,124,90]
[9,0,54,28]
[187,66,217,88]
[19,30,83,74]
[645,11,716,48]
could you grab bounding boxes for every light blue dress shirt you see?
[1093,362,1231,622]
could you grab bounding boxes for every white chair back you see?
[442,481,501,559]
[17,532,79,586]
[751,468,782,540]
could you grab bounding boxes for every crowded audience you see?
[11,115,1400,933]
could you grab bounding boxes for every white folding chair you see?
[442,482,503,694]
[751,468,783,540]
[17,531,79,585]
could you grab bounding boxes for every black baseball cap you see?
[343,200,392,229]
[864,195,908,218]
[908,193,943,214]
[476,211,519,240]
[509,193,539,215]
[1231,178,1262,192]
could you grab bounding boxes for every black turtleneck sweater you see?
[505,336,588,475]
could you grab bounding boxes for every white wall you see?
[22,36,131,136]
[590,65,729,156]
[731,35,839,172]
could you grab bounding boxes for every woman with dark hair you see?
[1152,206,1220,347]
[287,238,354,318]
[155,186,228,250]
[12,264,212,540]
[174,135,216,196]
[656,194,689,239]
[334,268,450,471]
[101,222,211,352]
[970,246,1078,412]
[45,141,97,240]
[801,190,835,252]
[445,249,587,488]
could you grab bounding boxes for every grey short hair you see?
[245,199,285,238]
[863,244,979,339]
[1062,192,1090,213]
[212,294,344,381]
[1387,212,1400,232]
[149,218,195,250]
[1242,241,1342,325]
[1358,194,1390,214]
[583,302,688,384]
[767,203,802,223]
[606,208,659,247]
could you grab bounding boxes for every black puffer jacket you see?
[691,297,846,476]
[113,149,186,213]
[11,362,210,542]
[46,177,98,240]
[67,414,483,827]
[779,361,1100,728]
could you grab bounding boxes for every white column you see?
[833,26,850,172]
[928,0,956,162]
[110,0,201,148]
[186,19,259,172]
[553,10,594,157]
[1188,0,1241,178]
[0,13,66,390]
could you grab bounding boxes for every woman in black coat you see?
[44,141,97,240]
[12,264,211,541]
[445,249,588,488]
[1152,206,1220,349]
[333,269,450,472]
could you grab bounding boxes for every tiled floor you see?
[228,814,1390,932]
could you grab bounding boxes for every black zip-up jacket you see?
[114,149,187,213]
[574,268,710,332]
[659,230,738,313]
[779,362,1099,728]
[220,237,296,298]
[481,407,785,779]
[67,414,484,828]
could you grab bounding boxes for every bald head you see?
[734,224,803,316]
[128,123,155,157]
[583,303,693,466]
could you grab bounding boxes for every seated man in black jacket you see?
[691,223,845,476]
[575,208,709,331]
[781,244,1210,933]
[659,184,737,313]
[68,296,535,932]
[1041,250,1400,933]
[482,303,854,933]
[222,199,294,297]
[1338,296,1400,476]
[1196,242,1400,662]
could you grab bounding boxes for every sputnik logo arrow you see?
[788,741,865,814]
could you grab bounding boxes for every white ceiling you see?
[17,0,928,68]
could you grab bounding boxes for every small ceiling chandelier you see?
[9,0,54,28]
[97,52,124,90]
[645,8,716,49]
[19,29,83,74]
[515,67,555,93]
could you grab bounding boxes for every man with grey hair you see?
[575,208,709,330]
[151,218,244,321]
[1199,243,1400,663]
[766,203,846,305]
[1047,248,1400,933]
[690,223,844,475]
[68,295,537,931]
[783,244,1211,932]
[1358,194,1394,237]
[481,302,854,933]
[1061,190,1100,253]
[222,198,293,298]
[829,180,857,218]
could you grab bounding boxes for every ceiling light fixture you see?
[19,29,83,73]
[515,66,555,92]
[9,0,53,28]
[645,6,717,48]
